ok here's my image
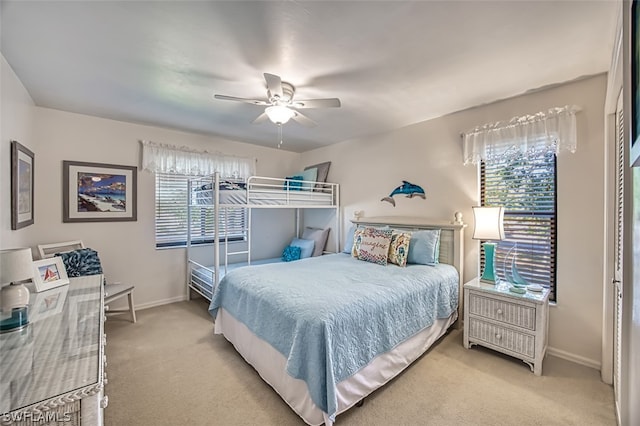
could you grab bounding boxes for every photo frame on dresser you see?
[32,257,70,292]
[63,161,137,222]
[11,140,35,229]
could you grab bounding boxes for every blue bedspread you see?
[208,253,458,419]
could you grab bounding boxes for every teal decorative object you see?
[381,181,425,207]
[503,243,528,289]
[480,242,498,284]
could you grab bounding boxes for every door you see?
[613,90,624,421]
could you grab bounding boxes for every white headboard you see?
[351,216,467,324]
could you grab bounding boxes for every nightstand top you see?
[464,277,550,304]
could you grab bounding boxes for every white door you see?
[613,90,624,421]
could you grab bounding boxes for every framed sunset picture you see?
[63,161,137,222]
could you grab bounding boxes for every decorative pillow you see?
[407,229,441,265]
[342,225,357,254]
[283,175,304,191]
[290,238,315,259]
[55,248,103,277]
[281,245,302,262]
[302,227,330,257]
[352,227,393,265]
[304,161,331,191]
[388,231,412,266]
[300,167,318,191]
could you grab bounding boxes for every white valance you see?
[462,105,580,165]
[140,140,256,178]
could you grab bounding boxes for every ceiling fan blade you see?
[292,98,341,109]
[214,94,269,106]
[252,112,269,124]
[264,73,283,98]
[291,111,317,128]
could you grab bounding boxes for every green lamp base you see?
[480,242,498,284]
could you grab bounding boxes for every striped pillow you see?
[55,248,103,278]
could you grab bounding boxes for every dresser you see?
[1,275,107,425]
[463,277,550,376]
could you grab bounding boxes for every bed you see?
[208,216,465,425]
[187,173,340,302]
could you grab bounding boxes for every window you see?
[480,145,557,301]
[155,174,246,248]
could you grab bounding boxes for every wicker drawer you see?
[468,292,536,331]
[468,317,535,358]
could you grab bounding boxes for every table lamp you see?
[0,248,34,333]
[472,206,504,284]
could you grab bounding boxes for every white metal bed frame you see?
[186,172,340,301]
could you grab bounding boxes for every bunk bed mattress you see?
[215,189,334,206]
[190,257,282,300]
[208,253,459,423]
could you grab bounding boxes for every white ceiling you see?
[1,1,619,153]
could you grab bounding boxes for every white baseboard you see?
[547,346,601,370]
[135,295,188,311]
[107,295,187,313]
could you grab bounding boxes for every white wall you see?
[25,107,299,309]
[1,55,36,249]
[1,48,609,366]
[301,74,608,367]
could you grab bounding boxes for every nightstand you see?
[463,277,550,376]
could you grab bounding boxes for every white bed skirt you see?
[214,308,457,425]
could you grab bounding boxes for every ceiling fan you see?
[214,73,341,127]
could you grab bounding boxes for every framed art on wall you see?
[32,257,70,292]
[11,140,35,229]
[63,161,137,222]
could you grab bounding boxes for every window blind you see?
[155,174,246,248]
[480,147,557,301]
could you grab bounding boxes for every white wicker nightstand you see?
[463,277,550,376]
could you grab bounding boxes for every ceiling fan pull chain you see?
[277,124,283,149]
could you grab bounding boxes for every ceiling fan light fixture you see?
[265,105,295,124]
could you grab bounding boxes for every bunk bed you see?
[209,216,466,425]
[186,172,340,301]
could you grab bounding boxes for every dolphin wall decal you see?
[381,181,426,207]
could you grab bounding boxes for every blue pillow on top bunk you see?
[284,175,304,190]
[300,167,317,190]
[290,238,315,259]
[282,245,302,262]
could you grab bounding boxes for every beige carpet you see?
[104,299,616,426]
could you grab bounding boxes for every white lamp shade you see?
[472,206,505,241]
[265,105,295,124]
[0,248,34,285]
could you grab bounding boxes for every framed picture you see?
[11,140,35,229]
[63,161,137,222]
[32,257,70,292]
[29,285,69,323]
[631,0,640,166]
